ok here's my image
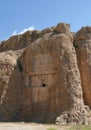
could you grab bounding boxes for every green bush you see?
[17,60,23,72]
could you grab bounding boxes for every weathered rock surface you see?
[0,30,41,51]
[74,27,91,108]
[0,50,24,121]
[54,23,73,42]
[0,23,91,124]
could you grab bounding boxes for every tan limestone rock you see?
[19,31,87,124]
[0,22,91,124]
[0,30,41,51]
[41,28,53,35]
[74,27,91,108]
[54,23,73,42]
[0,50,24,121]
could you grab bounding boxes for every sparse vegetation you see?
[70,125,91,130]
[47,127,57,130]
[1,123,91,130]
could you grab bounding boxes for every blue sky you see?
[0,0,91,41]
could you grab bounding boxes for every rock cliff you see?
[0,23,91,124]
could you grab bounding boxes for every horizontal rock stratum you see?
[0,23,91,125]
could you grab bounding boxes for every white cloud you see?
[12,30,17,36]
[19,26,35,34]
[11,26,35,36]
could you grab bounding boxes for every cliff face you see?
[0,50,24,121]
[74,27,91,108]
[0,23,91,124]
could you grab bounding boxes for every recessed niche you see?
[27,54,57,88]
[42,83,46,87]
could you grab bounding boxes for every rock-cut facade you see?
[0,23,91,125]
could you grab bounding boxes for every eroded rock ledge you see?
[0,23,91,124]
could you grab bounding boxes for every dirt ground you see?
[0,123,71,130]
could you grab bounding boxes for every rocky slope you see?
[0,23,91,124]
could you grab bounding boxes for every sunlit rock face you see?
[0,23,91,124]
[74,27,91,108]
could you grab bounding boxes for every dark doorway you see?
[42,83,46,87]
